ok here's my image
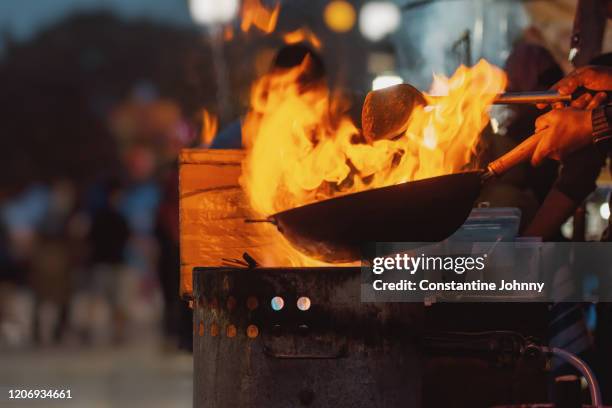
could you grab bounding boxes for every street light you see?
[600,202,610,220]
[372,74,403,90]
[324,0,357,33]
[188,0,239,25]
[188,0,240,122]
[359,1,401,42]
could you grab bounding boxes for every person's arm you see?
[531,105,612,165]
[591,104,612,152]
[523,144,604,240]
[531,107,595,165]
[529,65,612,164]
[538,65,612,110]
[523,188,578,239]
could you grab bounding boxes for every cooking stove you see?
[192,266,423,408]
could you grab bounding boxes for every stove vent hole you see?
[246,296,259,310]
[271,296,284,311]
[298,324,310,336]
[297,297,311,311]
[247,324,259,338]
[226,296,237,311]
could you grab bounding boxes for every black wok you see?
[257,130,542,263]
[269,171,483,262]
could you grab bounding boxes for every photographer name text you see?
[372,279,545,293]
[370,254,545,293]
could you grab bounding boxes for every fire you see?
[240,0,280,34]
[283,28,322,50]
[259,233,352,267]
[241,59,507,217]
[200,109,218,147]
[223,26,234,41]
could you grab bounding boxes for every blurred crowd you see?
[0,124,192,351]
[0,12,224,352]
[0,38,198,351]
[0,159,195,353]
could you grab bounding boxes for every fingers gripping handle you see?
[486,133,543,177]
[572,86,612,102]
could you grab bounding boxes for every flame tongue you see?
[200,109,218,147]
[241,59,507,217]
[240,0,280,34]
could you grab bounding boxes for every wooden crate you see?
[179,148,316,298]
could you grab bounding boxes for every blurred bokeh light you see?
[188,0,239,25]
[359,1,400,42]
[323,0,356,33]
[372,73,403,90]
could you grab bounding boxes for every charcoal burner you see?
[192,266,423,408]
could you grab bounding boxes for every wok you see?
[257,130,542,263]
[248,82,551,262]
[269,171,482,262]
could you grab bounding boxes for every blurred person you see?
[524,31,612,403]
[522,97,606,239]
[116,149,163,341]
[29,180,78,345]
[0,218,19,299]
[490,33,605,240]
[496,36,608,402]
[0,219,30,347]
[524,63,612,240]
[0,184,52,346]
[29,232,72,345]
[109,87,195,343]
[155,162,191,351]
[110,83,196,351]
[85,180,130,344]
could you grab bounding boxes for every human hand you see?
[536,65,612,109]
[531,108,593,166]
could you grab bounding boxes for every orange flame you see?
[200,110,218,147]
[223,25,234,41]
[283,28,322,50]
[240,0,280,34]
[241,59,507,217]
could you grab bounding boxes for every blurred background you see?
[0,0,611,407]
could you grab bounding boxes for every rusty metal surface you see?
[193,267,423,408]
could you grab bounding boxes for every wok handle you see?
[493,90,571,105]
[486,132,542,177]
